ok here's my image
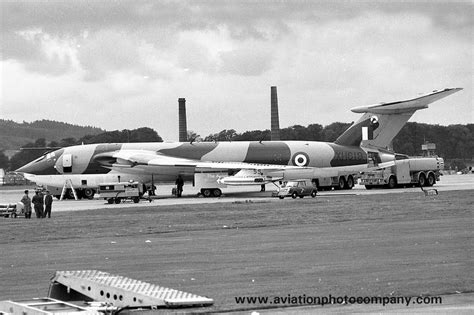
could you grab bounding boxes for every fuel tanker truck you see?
[360,155,444,189]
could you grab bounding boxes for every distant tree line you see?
[202,122,352,143]
[0,119,103,141]
[0,119,104,151]
[393,123,474,159]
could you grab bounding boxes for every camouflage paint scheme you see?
[19,141,365,173]
[16,140,372,188]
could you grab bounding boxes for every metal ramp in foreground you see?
[48,270,214,309]
[0,297,100,315]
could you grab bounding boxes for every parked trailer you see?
[98,181,144,204]
[0,203,23,218]
[313,173,359,191]
[360,156,443,189]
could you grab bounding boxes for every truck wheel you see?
[133,197,140,203]
[311,191,317,198]
[335,177,346,190]
[83,188,95,199]
[107,199,114,204]
[418,174,427,187]
[365,185,373,190]
[387,176,397,189]
[291,192,298,199]
[427,173,436,186]
[212,189,222,197]
[345,176,354,189]
[279,196,284,199]
[114,198,121,204]
[202,189,211,197]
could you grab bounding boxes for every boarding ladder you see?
[59,179,78,200]
[48,270,214,309]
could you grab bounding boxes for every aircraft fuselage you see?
[17,141,387,189]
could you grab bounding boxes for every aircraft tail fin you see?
[334,88,462,148]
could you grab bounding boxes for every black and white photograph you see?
[0,0,472,313]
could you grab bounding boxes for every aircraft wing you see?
[94,150,306,171]
[93,149,363,184]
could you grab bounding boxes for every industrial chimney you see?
[270,86,280,141]
[178,98,187,142]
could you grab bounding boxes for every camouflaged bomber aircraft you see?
[16,88,462,198]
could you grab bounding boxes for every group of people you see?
[20,189,53,219]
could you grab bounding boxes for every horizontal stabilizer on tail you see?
[335,88,462,148]
[351,88,463,114]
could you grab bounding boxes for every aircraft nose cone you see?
[15,164,31,173]
[15,158,50,175]
[16,150,62,175]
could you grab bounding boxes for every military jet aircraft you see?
[16,88,462,198]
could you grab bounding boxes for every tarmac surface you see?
[0,174,472,314]
[0,174,473,212]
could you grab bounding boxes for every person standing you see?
[20,190,32,219]
[43,190,53,218]
[32,190,44,218]
[175,175,184,198]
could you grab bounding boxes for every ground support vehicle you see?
[313,173,359,191]
[98,181,144,204]
[360,156,443,189]
[276,179,317,199]
[195,172,226,197]
[0,203,23,218]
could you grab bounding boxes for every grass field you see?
[0,190,472,312]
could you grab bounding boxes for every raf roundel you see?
[292,152,310,167]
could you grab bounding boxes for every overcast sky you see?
[1,0,472,141]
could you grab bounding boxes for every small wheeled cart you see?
[0,203,24,218]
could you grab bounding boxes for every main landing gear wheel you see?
[66,189,76,199]
[83,188,95,199]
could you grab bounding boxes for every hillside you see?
[0,119,104,150]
